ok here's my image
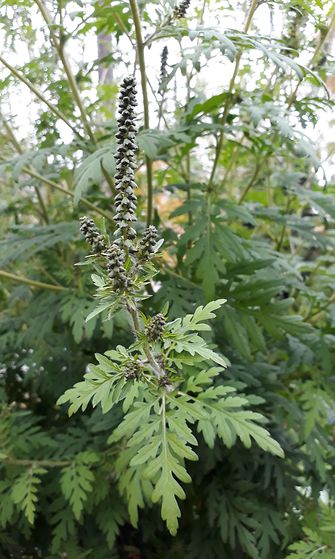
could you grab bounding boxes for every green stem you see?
[0,55,82,140]
[221,137,243,190]
[34,0,97,145]
[208,0,259,189]
[0,270,68,292]
[127,303,164,377]
[286,8,335,109]
[4,458,71,468]
[0,157,113,222]
[129,0,154,226]
[275,197,292,251]
[1,116,49,224]
[238,162,261,204]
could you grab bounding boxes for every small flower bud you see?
[79,216,106,253]
[139,225,159,262]
[145,313,166,342]
[173,0,191,19]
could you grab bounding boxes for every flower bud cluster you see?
[79,216,106,253]
[114,76,138,248]
[145,313,166,341]
[124,361,141,380]
[173,0,191,19]
[139,226,158,262]
[106,244,129,290]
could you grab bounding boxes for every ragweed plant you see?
[58,76,283,535]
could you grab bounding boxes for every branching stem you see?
[0,156,113,222]
[127,302,164,377]
[0,55,82,140]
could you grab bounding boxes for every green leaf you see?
[73,145,115,205]
[11,467,46,524]
[60,452,98,520]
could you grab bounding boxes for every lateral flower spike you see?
[139,225,158,261]
[114,76,138,249]
[106,243,129,290]
[159,46,168,90]
[145,313,166,341]
[173,0,191,19]
[79,216,106,253]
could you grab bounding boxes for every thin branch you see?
[0,55,82,139]
[129,0,154,226]
[208,0,259,189]
[34,0,97,145]
[0,270,68,292]
[0,156,113,222]
[4,457,71,467]
[127,303,164,377]
[1,116,49,224]
[238,162,261,204]
[286,8,335,109]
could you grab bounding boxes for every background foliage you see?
[0,0,335,557]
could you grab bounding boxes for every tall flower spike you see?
[79,216,106,253]
[139,225,158,262]
[106,244,129,290]
[173,0,191,18]
[114,76,138,249]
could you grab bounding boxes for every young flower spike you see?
[159,46,168,87]
[173,0,191,18]
[139,225,158,262]
[79,216,106,253]
[145,313,166,341]
[114,76,138,248]
[105,243,129,290]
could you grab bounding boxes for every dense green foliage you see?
[1,0,335,557]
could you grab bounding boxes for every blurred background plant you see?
[0,0,335,557]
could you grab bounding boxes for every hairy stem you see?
[129,0,154,226]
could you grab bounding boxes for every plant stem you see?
[35,0,97,145]
[208,0,259,189]
[4,458,71,467]
[1,116,50,224]
[0,270,68,292]
[129,0,154,226]
[127,303,164,377]
[238,162,261,204]
[275,197,292,251]
[0,156,113,222]
[286,8,335,109]
[0,55,82,140]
